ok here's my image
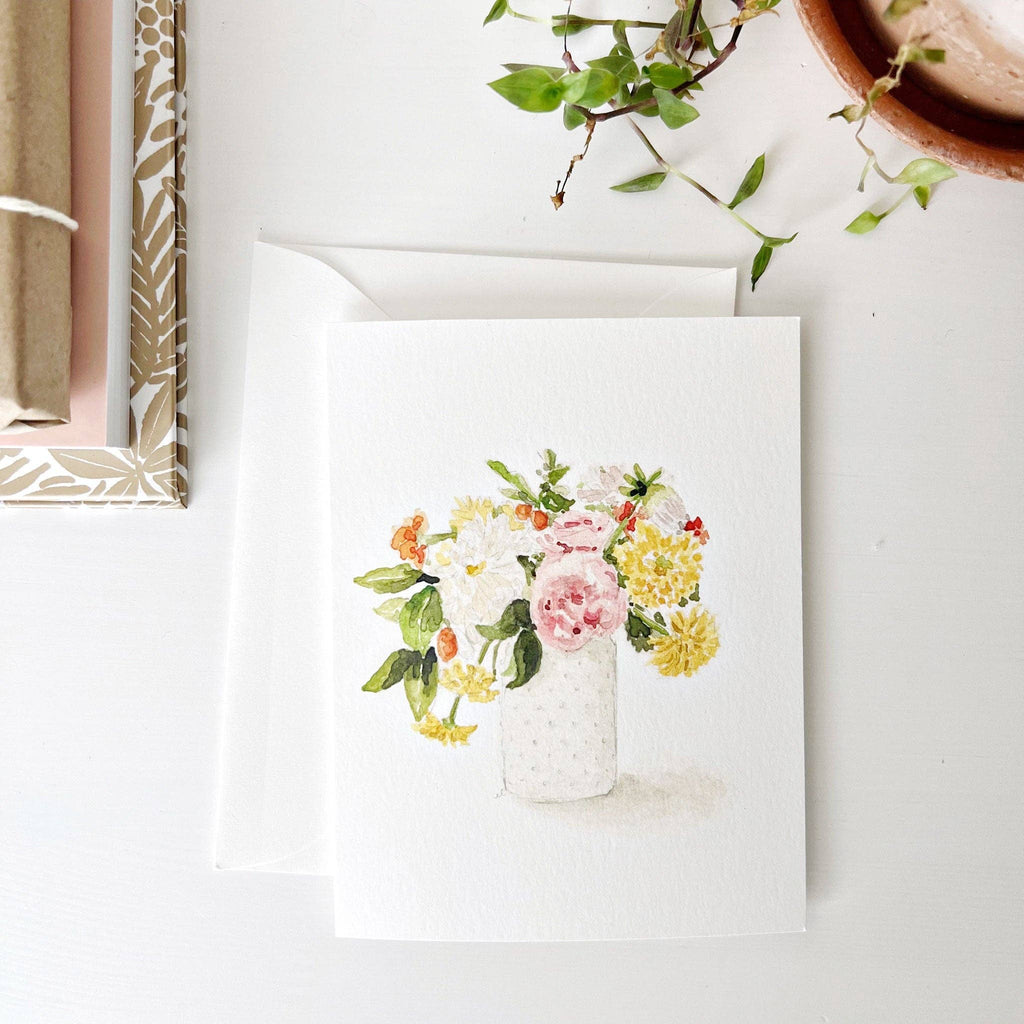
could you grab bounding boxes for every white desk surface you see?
[2,2,1022,1021]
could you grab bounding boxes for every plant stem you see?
[506,5,664,30]
[875,186,915,222]
[585,21,742,123]
[444,694,461,726]
[631,606,669,636]
[556,15,667,28]
[602,490,653,556]
[627,119,785,246]
[423,531,456,546]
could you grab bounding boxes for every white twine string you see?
[0,195,78,231]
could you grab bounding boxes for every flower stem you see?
[444,694,461,726]
[423,531,456,546]
[602,492,652,557]
[631,606,669,636]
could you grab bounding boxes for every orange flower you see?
[437,627,458,662]
[531,509,549,530]
[514,503,533,521]
[390,512,427,569]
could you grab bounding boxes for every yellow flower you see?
[412,712,478,746]
[614,520,702,608]
[449,496,494,534]
[498,503,528,531]
[650,608,720,677]
[440,661,499,703]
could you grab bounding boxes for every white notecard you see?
[328,316,804,940]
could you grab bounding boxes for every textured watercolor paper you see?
[214,243,736,876]
[328,316,804,940]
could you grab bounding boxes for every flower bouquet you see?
[354,451,720,801]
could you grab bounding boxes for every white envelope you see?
[214,241,736,875]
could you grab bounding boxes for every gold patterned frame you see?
[0,0,187,507]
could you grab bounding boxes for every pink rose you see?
[539,511,618,556]
[530,551,628,653]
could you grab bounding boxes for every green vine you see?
[485,0,956,288]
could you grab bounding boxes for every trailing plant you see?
[832,0,956,233]
[484,0,956,287]
[486,0,793,289]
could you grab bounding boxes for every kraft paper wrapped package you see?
[0,0,72,432]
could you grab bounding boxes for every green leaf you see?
[483,0,507,25]
[612,19,632,54]
[653,89,699,129]
[563,104,587,131]
[646,62,690,90]
[404,647,438,721]
[695,11,721,57]
[894,157,956,186]
[488,68,564,113]
[587,55,639,85]
[506,629,542,689]
[845,209,883,234]
[486,460,536,503]
[829,102,865,123]
[898,42,945,64]
[538,484,573,514]
[728,153,766,209]
[399,586,443,654]
[517,554,539,583]
[362,649,421,692]
[625,608,654,652]
[883,0,927,20]
[628,81,660,117]
[477,598,533,641]
[750,243,773,290]
[551,14,595,36]
[354,564,422,594]
[662,8,691,64]
[560,69,619,108]
[913,184,931,209]
[373,597,407,622]
[501,63,566,78]
[610,171,668,193]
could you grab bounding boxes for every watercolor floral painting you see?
[354,451,720,801]
[330,317,803,937]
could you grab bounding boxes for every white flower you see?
[431,515,533,633]
[577,465,628,508]
[645,484,689,535]
[578,465,690,535]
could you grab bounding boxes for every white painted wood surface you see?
[2,1,1022,1019]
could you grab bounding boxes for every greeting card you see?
[329,316,804,940]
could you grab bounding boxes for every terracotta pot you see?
[792,0,1024,181]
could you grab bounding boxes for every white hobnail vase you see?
[500,636,617,802]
